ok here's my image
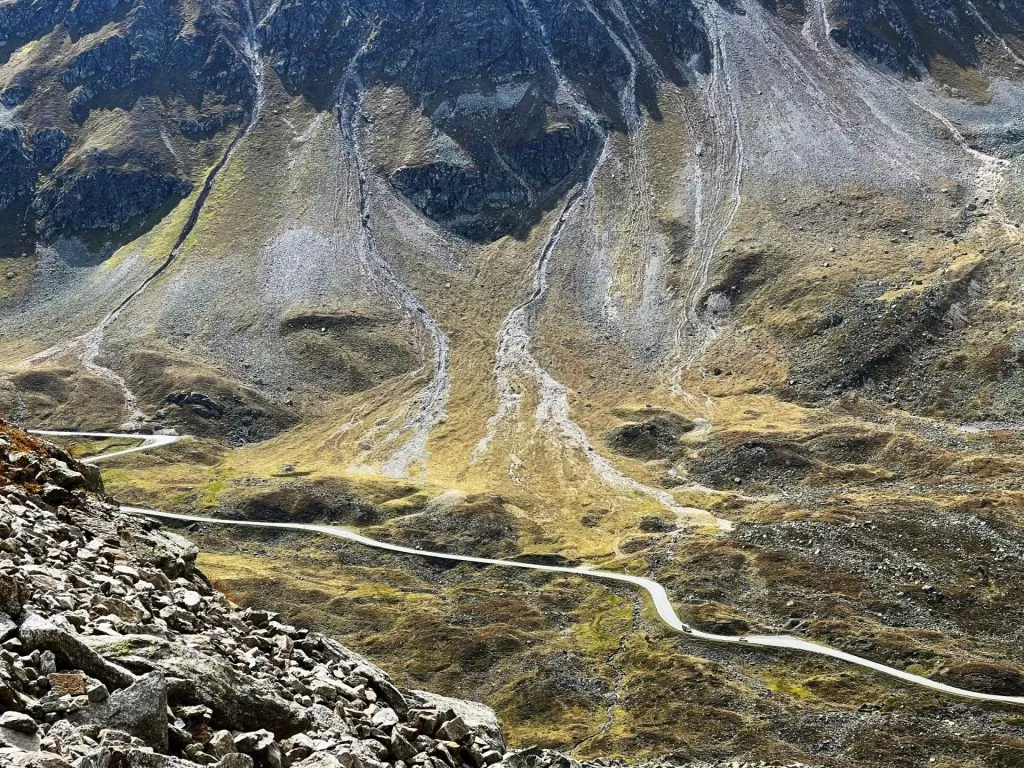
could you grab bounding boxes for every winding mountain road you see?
[30,430,181,463]
[33,429,1024,708]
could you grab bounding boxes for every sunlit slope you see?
[0,0,1022,535]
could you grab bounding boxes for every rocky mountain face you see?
[0,0,1020,435]
[824,0,1024,76]
[0,0,1020,251]
[0,0,255,255]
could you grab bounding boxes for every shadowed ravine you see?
[34,429,1024,709]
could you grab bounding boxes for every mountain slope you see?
[1,0,1024,764]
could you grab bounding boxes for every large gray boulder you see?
[71,672,169,752]
[18,614,136,690]
[84,635,310,737]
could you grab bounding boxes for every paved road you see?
[30,430,180,463]
[39,430,1024,707]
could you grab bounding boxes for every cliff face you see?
[0,0,254,254]
[259,0,710,242]
[824,0,1024,76]
[2,0,1021,251]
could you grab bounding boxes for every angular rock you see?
[0,712,38,733]
[412,692,503,749]
[19,614,136,690]
[68,673,168,755]
[234,729,275,755]
[94,671,169,752]
[0,723,40,751]
[371,707,399,729]
[98,728,134,746]
[86,679,110,703]
[65,750,114,768]
[436,716,469,744]
[41,463,85,490]
[40,483,75,506]
[281,732,315,761]
[292,755,344,768]
[0,573,22,616]
[91,596,144,624]
[389,729,418,763]
[0,611,17,641]
[215,757,255,768]
[14,751,71,768]
[208,729,237,758]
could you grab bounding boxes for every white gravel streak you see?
[334,42,452,480]
[475,1,727,528]
[472,153,728,531]
[581,0,665,336]
[671,0,744,383]
[24,329,146,426]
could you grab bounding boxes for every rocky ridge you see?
[0,0,254,254]
[0,421,808,768]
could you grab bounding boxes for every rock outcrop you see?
[825,0,1024,77]
[260,0,709,241]
[1,0,1022,252]
[33,167,194,239]
[0,0,255,253]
